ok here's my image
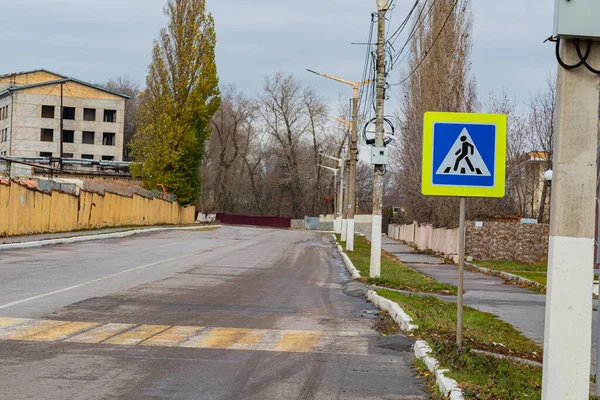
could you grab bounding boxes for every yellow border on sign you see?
[421,112,507,198]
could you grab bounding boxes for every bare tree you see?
[103,77,141,160]
[526,77,556,222]
[394,0,477,227]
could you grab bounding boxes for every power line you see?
[390,0,438,72]
[391,0,460,87]
[387,0,420,49]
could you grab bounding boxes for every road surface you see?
[0,226,427,400]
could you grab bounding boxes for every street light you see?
[307,68,371,252]
[320,153,345,234]
[318,164,341,233]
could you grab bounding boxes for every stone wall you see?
[389,221,550,264]
[466,221,549,264]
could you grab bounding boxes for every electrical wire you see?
[390,0,438,72]
[554,38,600,75]
[390,0,460,87]
[555,38,590,70]
[575,40,600,74]
[387,0,420,49]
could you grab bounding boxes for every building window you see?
[62,130,75,143]
[82,131,95,144]
[42,105,55,119]
[83,108,96,121]
[81,154,94,160]
[1,151,6,156]
[62,153,74,159]
[102,155,114,161]
[1,128,6,142]
[103,109,116,123]
[41,128,54,142]
[40,152,52,158]
[103,132,115,146]
[63,107,76,120]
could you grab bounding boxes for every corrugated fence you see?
[0,179,195,237]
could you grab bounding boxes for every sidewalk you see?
[0,227,140,245]
[365,233,546,342]
[0,225,212,249]
[365,233,600,377]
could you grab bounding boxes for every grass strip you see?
[377,289,544,399]
[336,234,457,295]
[474,260,548,288]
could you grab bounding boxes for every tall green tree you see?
[131,0,220,205]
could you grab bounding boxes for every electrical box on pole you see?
[371,147,388,166]
[554,0,600,39]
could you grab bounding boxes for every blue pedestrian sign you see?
[422,112,506,198]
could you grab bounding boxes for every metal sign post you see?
[421,112,506,350]
[456,197,466,349]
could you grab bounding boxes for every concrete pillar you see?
[542,40,600,399]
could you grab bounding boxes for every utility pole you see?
[307,69,370,251]
[59,82,64,171]
[320,152,344,233]
[321,116,351,237]
[369,0,387,278]
[541,39,600,399]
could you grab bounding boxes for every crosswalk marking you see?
[103,324,171,345]
[16,321,99,342]
[275,331,324,353]
[65,323,135,344]
[141,326,205,347]
[0,319,69,340]
[180,327,267,350]
[0,317,369,355]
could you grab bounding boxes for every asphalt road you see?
[0,226,427,400]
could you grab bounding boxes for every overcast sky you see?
[1,0,556,113]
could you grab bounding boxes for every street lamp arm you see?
[327,115,351,127]
[306,68,371,89]
[319,153,342,164]
[318,164,339,174]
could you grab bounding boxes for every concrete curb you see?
[465,262,544,289]
[0,225,222,251]
[332,235,361,279]
[367,290,417,332]
[367,290,464,399]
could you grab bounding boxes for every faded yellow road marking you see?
[275,331,324,353]
[1,320,69,341]
[182,327,266,349]
[0,317,28,328]
[104,324,170,345]
[141,326,205,347]
[65,323,135,344]
[0,317,360,355]
[17,321,99,342]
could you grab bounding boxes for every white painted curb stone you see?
[0,225,222,251]
[367,291,464,399]
[333,237,361,279]
[341,252,361,279]
[367,290,417,332]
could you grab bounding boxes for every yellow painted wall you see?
[0,182,195,237]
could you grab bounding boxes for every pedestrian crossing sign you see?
[421,112,506,198]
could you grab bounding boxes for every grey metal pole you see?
[457,197,466,350]
[369,1,386,278]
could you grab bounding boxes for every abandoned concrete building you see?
[0,69,129,166]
